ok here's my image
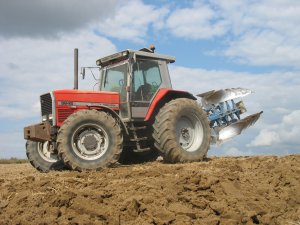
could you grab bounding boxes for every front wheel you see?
[57,110,123,171]
[26,140,65,172]
[153,98,211,163]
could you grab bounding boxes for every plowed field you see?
[0,155,299,225]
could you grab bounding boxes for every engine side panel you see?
[53,90,120,126]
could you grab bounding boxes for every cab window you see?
[132,60,162,101]
[101,63,127,94]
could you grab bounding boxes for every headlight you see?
[42,115,47,122]
[42,114,53,122]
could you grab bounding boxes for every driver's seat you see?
[135,83,151,101]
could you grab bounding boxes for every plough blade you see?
[218,111,263,143]
[197,87,262,144]
[197,88,252,106]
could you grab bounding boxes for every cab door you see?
[100,61,131,120]
[130,59,164,119]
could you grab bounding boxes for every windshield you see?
[101,63,127,94]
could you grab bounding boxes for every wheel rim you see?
[176,113,204,152]
[72,123,109,161]
[37,141,59,163]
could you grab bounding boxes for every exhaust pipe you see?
[74,48,78,90]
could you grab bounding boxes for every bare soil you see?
[0,155,299,225]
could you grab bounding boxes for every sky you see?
[0,0,299,158]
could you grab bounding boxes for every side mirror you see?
[81,67,86,79]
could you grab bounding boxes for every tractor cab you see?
[95,47,175,120]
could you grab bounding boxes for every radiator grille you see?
[40,93,52,116]
[57,108,75,124]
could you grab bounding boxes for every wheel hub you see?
[38,141,59,163]
[176,114,204,152]
[82,135,98,150]
[72,124,109,161]
[181,128,190,141]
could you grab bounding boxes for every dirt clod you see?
[0,155,299,224]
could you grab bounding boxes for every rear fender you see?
[145,89,196,121]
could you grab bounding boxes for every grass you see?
[0,157,28,164]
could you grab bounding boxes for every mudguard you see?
[144,88,196,121]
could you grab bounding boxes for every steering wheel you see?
[119,79,124,86]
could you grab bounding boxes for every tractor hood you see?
[53,90,119,106]
[50,90,120,126]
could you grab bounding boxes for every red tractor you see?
[24,46,262,172]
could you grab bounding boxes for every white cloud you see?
[96,0,169,43]
[224,29,300,68]
[166,2,228,39]
[250,110,300,147]
[0,31,117,119]
[164,0,300,68]
[215,0,300,68]
[223,147,253,156]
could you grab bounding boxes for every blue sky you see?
[0,0,300,158]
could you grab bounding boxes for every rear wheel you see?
[26,140,65,172]
[153,98,210,163]
[57,110,123,171]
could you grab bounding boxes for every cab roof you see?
[96,47,176,67]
